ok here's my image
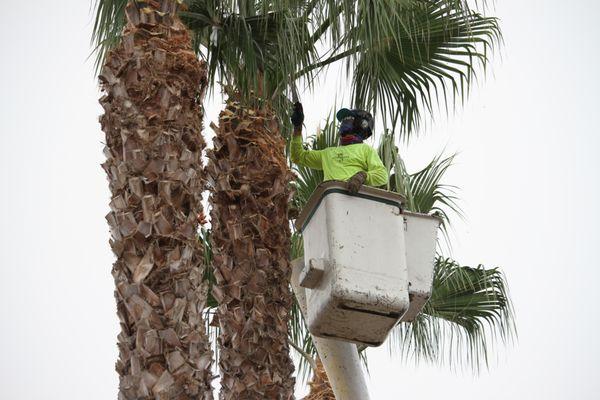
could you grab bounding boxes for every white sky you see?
[1,1,599,399]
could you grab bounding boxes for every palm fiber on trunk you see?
[98,1,213,398]
[303,358,335,400]
[207,99,296,399]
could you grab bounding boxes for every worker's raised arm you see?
[290,102,324,170]
[364,146,389,187]
[291,134,324,170]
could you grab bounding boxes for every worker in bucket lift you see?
[290,102,388,193]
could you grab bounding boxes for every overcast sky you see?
[1,1,599,399]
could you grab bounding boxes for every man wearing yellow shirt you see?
[290,102,388,193]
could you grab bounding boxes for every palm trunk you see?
[98,1,213,398]
[303,358,336,400]
[207,99,296,399]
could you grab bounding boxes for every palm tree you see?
[183,4,317,395]
[92,1,507,397]
[94,1,315,396]
[204,97,298,398]
[96,1,214,398]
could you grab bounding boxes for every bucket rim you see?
[295,180,407,232]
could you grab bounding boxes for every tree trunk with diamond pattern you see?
[207,99,296,399]
[98,1,214,398]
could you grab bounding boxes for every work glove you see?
[290,102,304,128]
[346,171,367,194]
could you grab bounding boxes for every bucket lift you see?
[295,181,441,347]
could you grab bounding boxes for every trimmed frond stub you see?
[207,99,297,398]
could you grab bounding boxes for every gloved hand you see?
[290,102,304,128]
[346,171,367,194]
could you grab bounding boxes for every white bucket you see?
[296,181,410,346]
[400,211,441,322]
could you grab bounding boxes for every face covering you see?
[339,118,355,136]
[339,118,364,145]
[340,134,364,145]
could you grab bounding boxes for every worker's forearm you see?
[366,168,389,187]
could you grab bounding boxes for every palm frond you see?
[288,0,500,136]
[349,0,501,136]
[387,257,516,372]
[183,1,318,104]
[92,1,500,140]
[378,131,462,246]
[308,0,490,42]
[91,0,129,73]
[408,153,462,246]
[377,130,411,196]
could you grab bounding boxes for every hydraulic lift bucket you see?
[295,181,441,346]
[295,181,409,346]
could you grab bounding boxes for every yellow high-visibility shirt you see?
[291,136,388,187]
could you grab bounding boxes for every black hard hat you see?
[336,108,374,139]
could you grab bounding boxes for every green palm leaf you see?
[349,0,501,135]
[378,131,462,247]
[93,1,500,138]
[90,0,128,72]
[289,0,500,136]
[408,153,462,247]
[182,1,318,100]
[388,257,516,371]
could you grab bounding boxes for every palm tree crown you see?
[93,0,500,137]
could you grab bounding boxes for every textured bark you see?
[207,100,296,399]
[98,1,213,398]
[303,359,335,400]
